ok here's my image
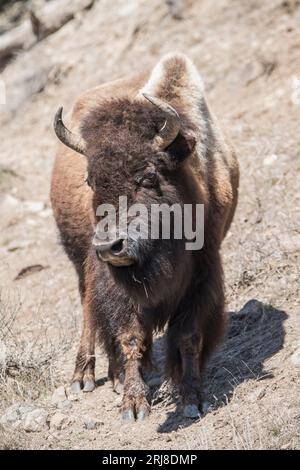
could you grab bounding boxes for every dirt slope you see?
[0,0,299,450]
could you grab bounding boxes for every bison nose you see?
[96,238,124,257]
[94,238,134,266]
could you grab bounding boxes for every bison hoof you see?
[70,381,82,394]
[83,379,96,393]
[183,404,201,419]
[137,408,149,421]
[121,396,150,422]
[122,409,135,422]
[71,378,96,394]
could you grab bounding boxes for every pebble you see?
[0,403,47,432]
[83,416,103,430]
[50,412,73,431]
[23,408,48,432]
[51,386,67,405]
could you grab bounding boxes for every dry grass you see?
[0,425,29,450]
[0,289,76,409]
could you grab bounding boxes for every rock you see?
[23,408,48,432]
[1,53,54,120]
[0,403,35,429]
[247,386,266,403]
[83,416,103,430]
[50,412,73,431]
[0,403,47,432]
[29,0,95,41]
[115,396,122,408]
[0,20,36,69]
[51,386,67,405]
[57,399,72,410]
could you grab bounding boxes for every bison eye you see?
[141,172,158,188]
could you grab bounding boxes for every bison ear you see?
[166,132,196,164]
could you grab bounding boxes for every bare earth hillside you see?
[0,0,299,450]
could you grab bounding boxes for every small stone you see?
[23,408,48,432]
[57,399,72,410]
[50,412,73,431]
[115,396,122,408]
[51,386,67,405]
[0,403,35,429]
[83,416,103,430]
[247,386,266,403]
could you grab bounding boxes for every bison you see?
[50,53,239,421]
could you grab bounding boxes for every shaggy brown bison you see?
[50,53,239,421]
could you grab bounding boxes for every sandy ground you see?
[0,0,299,449]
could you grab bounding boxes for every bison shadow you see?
[151,300,287,433]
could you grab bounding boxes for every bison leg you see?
[119,331,150,422]
[178,333,203,418]
[167,264,226,418]
[166,328,202,418]
[71,299,96,393]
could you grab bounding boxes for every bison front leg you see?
[119,331,150,422]
[178,333,203,418]
[167,265,226,418]
[71,299,96,393]
[166,328,203,418]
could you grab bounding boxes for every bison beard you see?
[50,53,239,421]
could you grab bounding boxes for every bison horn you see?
[142,93,180,149]
[54,107,86,155]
